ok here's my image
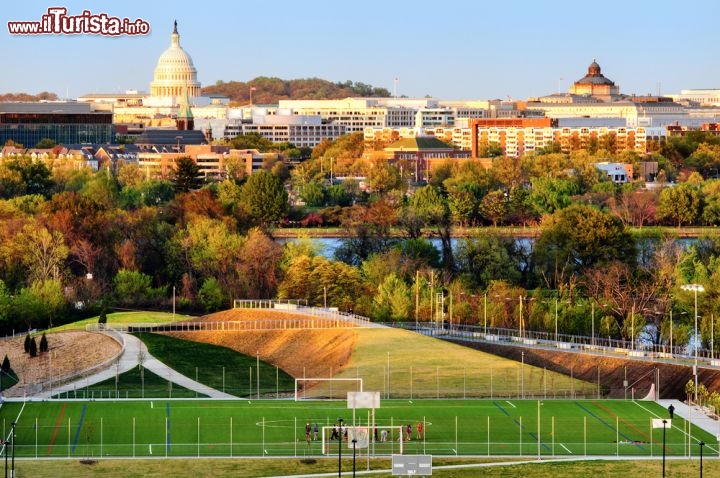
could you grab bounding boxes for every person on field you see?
[313,423,319,440]
[331,425,339,440]
[416,421,423,439]
[380,429,388,442]
[406,424,412,441]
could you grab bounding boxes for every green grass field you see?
[1,399,715,459]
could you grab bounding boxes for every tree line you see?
[0,131,719,357]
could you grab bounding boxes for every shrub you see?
[29,336,38,357]
[39,333,48,353]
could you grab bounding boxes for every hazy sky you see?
[3,1,720,101]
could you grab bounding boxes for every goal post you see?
[321,425,404,455]
[294,378,363,401]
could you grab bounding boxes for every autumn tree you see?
[16,224,69,284]
[238,228,283,299]
[407,185,454,273]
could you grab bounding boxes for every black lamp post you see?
[10,422,15,478]
[352,438,357,478]
[699,441,705,478]
[337,418,343,478]
[661,419,667,478]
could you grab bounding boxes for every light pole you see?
[484,292,488,335]
[681,284,705,404]
[351,437,357,478]
[662,419,667,478]
[591,301,595,346]
[554,297,558,343]
[10,422,14,478]
[699,441,705,478]
[337,417,344,478]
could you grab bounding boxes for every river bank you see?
[271,225,720,239]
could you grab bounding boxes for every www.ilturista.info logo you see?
[8,7,150,36]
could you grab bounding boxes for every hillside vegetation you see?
[201,77,390,104]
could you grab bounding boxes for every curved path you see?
[33,333,235,400]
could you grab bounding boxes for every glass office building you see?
[0,102,114,146]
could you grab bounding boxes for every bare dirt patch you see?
[0,331,121,397]
[464,341,720,399]
[165,309,356,379]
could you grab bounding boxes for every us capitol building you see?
[73,23,720,158]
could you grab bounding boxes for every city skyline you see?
[4,0,720,101]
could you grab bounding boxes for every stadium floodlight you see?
[681,283,704,404]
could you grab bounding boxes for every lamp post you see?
[554,297,558,343]
[662,419,667,478]
[10,422,14,478]
[483,292,488,335]
[351,437,357,478]
[591,301,595,346]
[337,417,344,478]
[699,441,705,478]
[681,284,705,404]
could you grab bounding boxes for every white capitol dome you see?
[150,21,201,99]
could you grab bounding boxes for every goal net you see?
[295,378,363,400]
[321,425,404,455]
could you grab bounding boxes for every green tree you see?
[480,189,509,226]
[5,157,54,197]
[198,277,225,312]
[98,307,107,326]
[29,336,37,357]
[656,183,702,227]
[373,273,413,321]
[534,204,636,289]
[300,180,326,207]
[14,279,65,329]
[24,333,31,353]
[240,170,288,226]
[230,132,274,152]
[172,157,203,192]
[39,332,48,353]
[455,234,522,290]
[114,269,154,305]
[448,182,483,226]
[529,177,581,215]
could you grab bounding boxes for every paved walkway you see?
[34,333,236,399]
[657,399,720,441]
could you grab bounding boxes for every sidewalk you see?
[33,333,236,400]
[657,399,720,440]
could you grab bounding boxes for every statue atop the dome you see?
[173,20,178,34]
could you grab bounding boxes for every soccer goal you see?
[321,425,404,455]
[294,378,363,401]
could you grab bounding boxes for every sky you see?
[3,1,720,101]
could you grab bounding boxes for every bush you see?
[198,277,225,313]
[98,307,107,325]
[24,333,31,353]
[1,355,10,372]
[29,336,38,357]
[39,333,48,353]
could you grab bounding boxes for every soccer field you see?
[0,399,716,459]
